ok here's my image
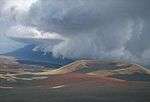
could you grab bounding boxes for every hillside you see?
[0,56,127,89]
[39,60,149,73]
[1,56,150,90]
[37,60,150,81]
[1,56,150,102]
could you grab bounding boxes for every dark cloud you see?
[0,0,150,64]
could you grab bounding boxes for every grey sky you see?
[0,0,150,64]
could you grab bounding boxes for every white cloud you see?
[2,0,38,12]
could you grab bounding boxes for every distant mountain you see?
[4,45,73,68]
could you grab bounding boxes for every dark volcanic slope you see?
[5,44,73,67]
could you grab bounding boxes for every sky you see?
[0,0,150,65]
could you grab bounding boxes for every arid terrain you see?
[0,55,150,102]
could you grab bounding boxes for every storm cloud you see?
[0,0,150,64]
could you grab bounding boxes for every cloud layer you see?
[0,0,150,64]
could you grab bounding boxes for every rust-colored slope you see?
[37,60,150,78]
[40,73,127,88]
[37,60,125,75]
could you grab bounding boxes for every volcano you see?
[4,45,73,68]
